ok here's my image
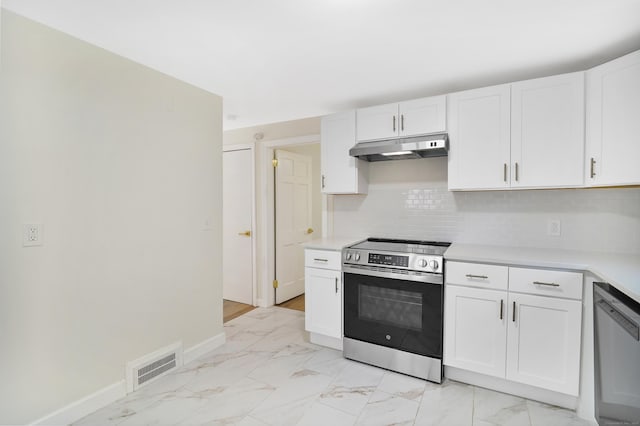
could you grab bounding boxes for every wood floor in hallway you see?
[277,294,305,312]
[223,299,256,323]
[223,293,304,323]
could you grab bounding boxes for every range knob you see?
[354,253,361,261]
[418,259,428,268]
[345,252,352,260]
[430,260,440,271]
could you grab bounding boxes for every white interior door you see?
[275,149,312,304]
[223,148,253,305]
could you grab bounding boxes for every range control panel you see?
[368,253,409,267]
[343,249,442,274]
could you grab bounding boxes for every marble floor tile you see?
[414,379,474,426]
[319,360,385,416]
[473,386,531,426]
[178,377,275,425]
[527,400,592,426]
[249,368,334,426]
[295,401,357,426]
[355,390,419,426]
[116,388,212,426]
[247,346,317,387]
[376,371,427,402]
[72,307,594,426]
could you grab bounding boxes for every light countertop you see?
[445,243,640,303]
[303,237,365,251]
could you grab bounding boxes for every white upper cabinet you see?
[511,72,585,188]
[398,96,447,136]
[449,73,585,191]
[356,95,446,142]
[447,84,511,190]
[356,103,399,142]
[586,50,640,186]
[321,111,368,194]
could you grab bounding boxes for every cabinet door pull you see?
[512,301,516,322]
[322,174,325,189]
[465,274,488,279]
[313,258,328,262]
[590,158,596,179]
[533,281,560,287]
[393,115,396,132]
[515,162,519,182]
[335,277,338,293]
[401,114,404,132]
[503,163,507,183]
[499,299,504,320]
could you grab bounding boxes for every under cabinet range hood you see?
[349,133,449,162]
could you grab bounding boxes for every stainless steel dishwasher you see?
[594,281,640,425]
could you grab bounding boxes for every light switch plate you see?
[23,223,43,246]
[547,219,561,237]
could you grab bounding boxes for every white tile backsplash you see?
[332,157,640,254]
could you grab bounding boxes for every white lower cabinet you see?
[506,293,582,395]
[444,285,507,377]
[304,248,342,349]
[444,261,583,397]
[305,267,341,339]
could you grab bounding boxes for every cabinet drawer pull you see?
[512,301,516,322]
[335,277,338,293]
[590,157,596,179]
[503,163,507,183]
[313,258,328,262]
[393,115,396,132]
[499,299,504,320]
[533,281,560,287]
[401,114,404,131]
[465,274,488,279]
[515,162,519,182]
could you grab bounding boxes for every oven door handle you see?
[342,264,443,285]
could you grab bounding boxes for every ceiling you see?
[4,0,640,130]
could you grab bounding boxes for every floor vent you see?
[126,341,183,393]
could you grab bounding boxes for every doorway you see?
[222,145,256,310]
[260,137,324,309]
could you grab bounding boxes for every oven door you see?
[343,267,443,359]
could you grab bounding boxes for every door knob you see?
[306,228,314,235]
[238,230,251,237]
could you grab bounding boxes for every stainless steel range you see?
[342,238,450,383]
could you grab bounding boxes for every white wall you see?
[333,157,640,254]
[223,117,320,146]
[0,11,223,424]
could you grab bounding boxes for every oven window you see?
[359,285,422,330]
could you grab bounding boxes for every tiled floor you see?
[74,307,591,426]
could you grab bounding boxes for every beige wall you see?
[0,11,223,424]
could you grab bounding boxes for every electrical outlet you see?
[23,224,43,247]
[547,219,561,237]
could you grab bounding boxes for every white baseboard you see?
[30,380,126,426]
[256,298,267,308]
[184,332,226,364]
[445,366,578,410]
[30,332,226,426]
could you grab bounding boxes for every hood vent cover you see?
[349,133,449,162]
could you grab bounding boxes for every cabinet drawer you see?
[509,267,583,300]
[446,261,508,291]
[305,249,342,270]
